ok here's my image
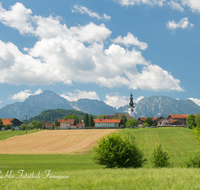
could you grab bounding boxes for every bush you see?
[184,154,200,168]
[143,122,149,127]
[4,124,12,130]
[126,119,138,128]
[151,143,172,167]
[93,132,146,168]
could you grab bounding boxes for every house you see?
[138,117,164,127]
[57,119,75,129]
[1,118,22,130]
[70,123,85,129]
[158,118,182,126]
[42,120,53,129]
[93,119,121,128]
[167,114,188,126]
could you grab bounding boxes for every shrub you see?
[4,124,12,130]
[93,132,146,168]
[126,119,138,128]
[143,122,149,127]
[184,154,200,168]
[151,143,172,167]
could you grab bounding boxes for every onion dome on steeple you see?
[129,92,134,108]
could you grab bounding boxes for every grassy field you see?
[0,130,38,141]
[121,127,200,167]
[0,127,200,189]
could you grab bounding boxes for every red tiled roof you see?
[93,119,121,123]
[168,114,188,119]
[1,119,14,125]
[58,119,75,123]
[76,123,84,127]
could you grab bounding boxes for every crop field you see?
[0,129,121,154]
[0,127,200,189]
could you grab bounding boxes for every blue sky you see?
[0,0,200,109]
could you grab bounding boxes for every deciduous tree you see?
[144,117,154,126]
[0,118,3,130]
[126,119,138,128]
[120,115,127,126]
[187,114,196,129]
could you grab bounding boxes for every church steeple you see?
[129,92,134,108]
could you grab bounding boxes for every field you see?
[0,129,121,154]
[0,127,200,189]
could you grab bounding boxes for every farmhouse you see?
[167,114,188,126]
[93,119,121,128]
[70,123,85,129]
[42,120,53,129]
[1,118,22,130]
[138,117,164,127]
[57,119,75,129]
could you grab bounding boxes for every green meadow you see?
[1,127,200,190]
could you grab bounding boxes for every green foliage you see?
[64,114,79,124]
[84,113,89,127]
[89,115,94,127]
[112,117,118,119]
[28,109,96,123]
[0,118,3,130]
[93,132,146,168]
[184,154,200,168]
[151,143,172,167]
[126,118,138,128]
[120,114,127,126]
[195,114,200,125]
[143,122,149,127]
[193,125,200,144]
[97,114,106,119]
[4,124,12,130]
[187,114,196,129]
[144,117,154,126]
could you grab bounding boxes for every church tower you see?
[128,92,135,118]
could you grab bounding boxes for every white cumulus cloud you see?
[10,89,42,101]
[111,32,148,50]
[104,92,129,109]
[168,0,184,11]
[180,0,200,12]
[60,90,99,102]
[0,2,183,92]
[72,5,111,20]
[166,17,194,30]
[188,98,200,106]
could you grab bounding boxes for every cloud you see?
[112,0,166,6]
[10,89,42,101]
[72,5,111,20]
[0,2,183,92]
[180,0,200,12]
[166,17,194,30]
[111,32,148,50]
[0,100,2,103]
[188,98,200,106]
[168,1,184,11]
[104,92,129,109]
[60,90,99,102]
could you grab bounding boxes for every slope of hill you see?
[28,109,97,123]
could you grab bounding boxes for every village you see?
[0,93,197,131]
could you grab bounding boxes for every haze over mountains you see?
[0,90,200,121]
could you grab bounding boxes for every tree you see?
[89,115,94,127]
[64,114,79,124]
[93,132,146,168]
[112,117,118,119]
[84,113,89,127]
[126,119,138,128]
[143,122,150,127]
[120,115,127,126]
[151,143,172,167]
[4,124,12,130]
[144,117,154,126]
[0,118,3,131]
[195,114,200,125]
[187,114,196,129]
[97,114,106,119]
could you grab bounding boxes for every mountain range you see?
[0,90,200,121]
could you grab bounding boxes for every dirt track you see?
[0,129,121,154]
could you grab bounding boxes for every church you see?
[104,92,136,120]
